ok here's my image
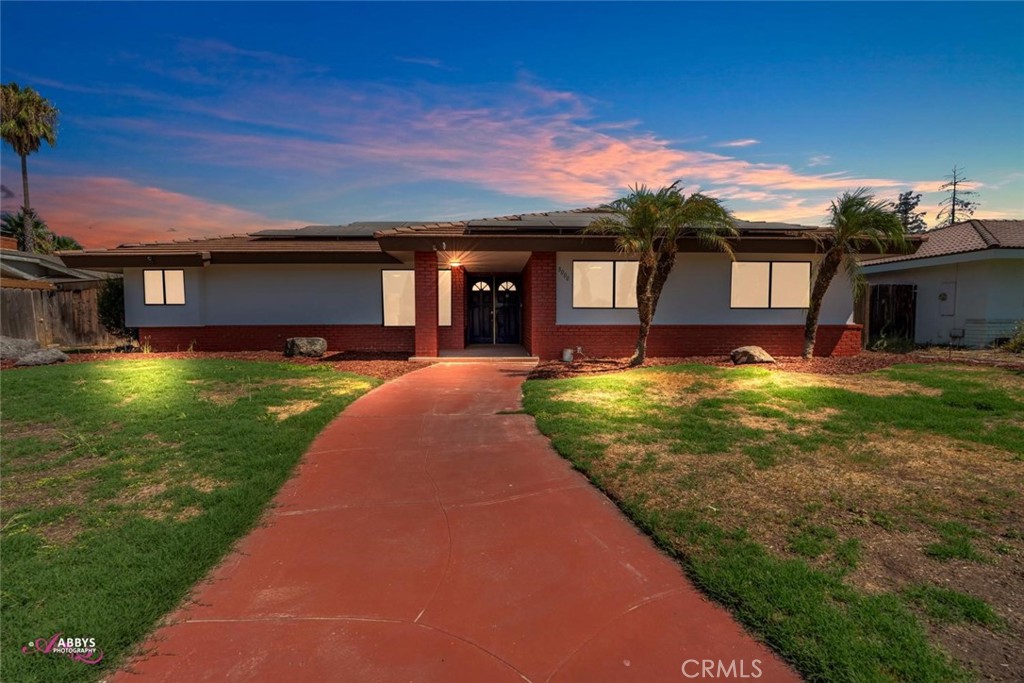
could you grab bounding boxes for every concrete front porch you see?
[411,343,539,363]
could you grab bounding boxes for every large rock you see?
[0,336,40,360]
[14,348,70,367]
[730,345,776,365]
[284,337,327,358]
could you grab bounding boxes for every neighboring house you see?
[862,219,1024,348]
[61,209,901,359]
[1,234,121,346]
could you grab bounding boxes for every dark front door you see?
[467,275,521,344]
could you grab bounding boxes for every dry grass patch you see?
[267,399,321,421]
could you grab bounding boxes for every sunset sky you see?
[1,2,1022,249]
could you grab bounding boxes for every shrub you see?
[1002,321,1024,354]
[869,332,916,354]
[97,278,138,343]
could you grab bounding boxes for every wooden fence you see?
[1,285,120,347]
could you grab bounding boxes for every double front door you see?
[467,275,521,344]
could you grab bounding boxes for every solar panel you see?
[251,221,430,238]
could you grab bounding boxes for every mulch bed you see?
[1,350,429,382]
[529,351,1023,380]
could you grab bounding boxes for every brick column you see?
[440,265,466,351]
[523,252,557,358]
[414,251,439,357]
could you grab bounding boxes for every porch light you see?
[449,260,461,268]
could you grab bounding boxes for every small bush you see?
[1002,321,1024,354]
[97,278,138,343]
[869,332,916,354]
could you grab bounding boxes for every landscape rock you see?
[730,345,776,365]
[14,348,70,367]
[0,336,40,360]
[284,337,327,358]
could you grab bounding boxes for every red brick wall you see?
[414,251,439,356]
[532,324,861,359]
[439,266,466,351]
[521,251,861,359]
[138,325,414,353]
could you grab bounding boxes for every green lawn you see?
[0,359,377,683]
[523,363,1024,683]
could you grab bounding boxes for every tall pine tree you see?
[935,165,980,228]
[891,191,928,232]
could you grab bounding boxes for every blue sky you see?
[1,1,1022,247]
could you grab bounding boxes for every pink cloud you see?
[1,175,303,248]
[119,81,913,215]
[23,49,964,232]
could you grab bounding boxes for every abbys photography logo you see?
[22,632,104,665]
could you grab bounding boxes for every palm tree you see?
[588,182,736,365]
[803,188,906,359]
[1,83,59,253]
[2,209,49,252]
[0,209,80,253]
[50,234,82,251]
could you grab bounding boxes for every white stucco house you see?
[61,208,918,359]
[862,219,1024,347]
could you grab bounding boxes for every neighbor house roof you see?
[0,245,116,290]
[864,219,1024,267]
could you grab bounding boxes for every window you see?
[572,261,638,309]
[382,270,415,326]
[382,270,451,326]
[770,262,811,308]
[438,270,452,327]
[472,281,490,291]
[730,261,810,309]
[143,269,185,305]
[498,281,516,292]
[613,261,638,308]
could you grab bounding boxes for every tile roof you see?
[864,219,1024,266]
[66,234,388,255]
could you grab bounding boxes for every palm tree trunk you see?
[20,153,34,253]
[630,255,657,366]
[802,251,842,359]
[632,290,653,366]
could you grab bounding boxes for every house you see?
[862,219,1024,348]
[1,233,121,346]
[60,209,895,359]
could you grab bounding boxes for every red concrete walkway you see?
[113,363,799,683]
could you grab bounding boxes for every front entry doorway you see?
[467,275,521,344]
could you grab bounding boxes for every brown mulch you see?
[528,352,942,380]
[1,350,429,382]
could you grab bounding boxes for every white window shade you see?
[731,262,770,308]
[163,270,186,305]
[144,270,165,305]
[382,270,415,326]
[614,261,639,309]
[438,270,452,327]
[770,262,810,308]
[573,262,614,308]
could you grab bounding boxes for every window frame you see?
[142,269,187,306]
[571,260,639,310]
[381,269,416,327]
[729,260,812,310]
